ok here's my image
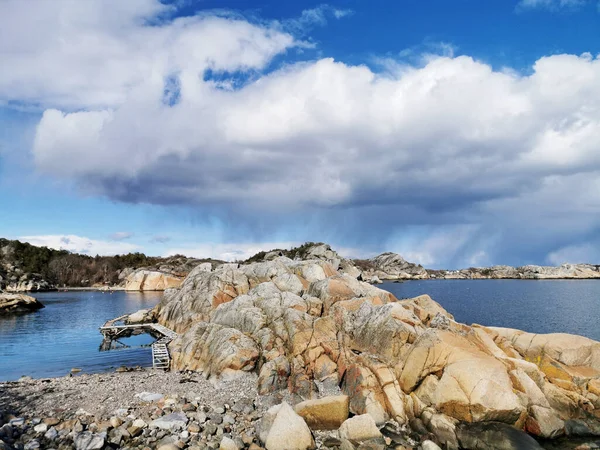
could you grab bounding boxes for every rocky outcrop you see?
[0,293,44,314]
[150,255,600,447]
[355,252,429,281]
[124,270,187,291]
[430,263,600,279]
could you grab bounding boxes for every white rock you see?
[259,402,314,450]
[422,441,442,450]
[33,423,47,433]
[44,427,58,440]
[73,431,105,450]
[135,392,164,402]
[220,436,239,450]
[24,440,40,450]
[132,419,147,429]
[338,414,381,442]
[151,412,189,431]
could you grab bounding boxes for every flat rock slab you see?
[135,392,164,402]
[74,431,106,450]
[151,412,188,430]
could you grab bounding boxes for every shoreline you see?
[0,370,597,450]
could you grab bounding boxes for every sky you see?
[1,0,600,267]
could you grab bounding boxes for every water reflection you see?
[0,290,162,381]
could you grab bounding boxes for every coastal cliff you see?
[149,247,600,447]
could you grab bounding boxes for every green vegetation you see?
[244,242,326,264]
[0,238,200,288]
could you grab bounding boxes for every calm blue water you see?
[382,280,600,342]
[0,291,162,381]
[1,281,599,381]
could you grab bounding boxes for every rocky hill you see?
[429,263,600,279]
[0,238,221,291]
[122,251,600,448]
[354,252,429,282]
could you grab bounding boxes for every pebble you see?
[24,440,40,450]
[109,417,123,428]
[44,427,58,440]
[33,423,47,433]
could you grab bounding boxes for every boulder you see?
[125,269,183,291]
[258,403,315,450]
[338,414,382,441]
[456,422,545,449]
[73,431,105,450]
[294,395,349,430]
[0,293,44,314]
[125,308,154,324]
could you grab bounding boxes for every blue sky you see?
[1,0,600,267]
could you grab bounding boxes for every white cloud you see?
[283,4,353,35]
[28,50,600,217]
[0,0,296,109]
[20,235,140,256]
[547,242,600,265]
[4,2,600,265]
[517,0,588,10]
[109,231,134,241]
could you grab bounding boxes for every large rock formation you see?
[124,269,188,291]
[355,252,429,281]
[149,255,600,447]
[430,263,600,279]
[0,292,44,314]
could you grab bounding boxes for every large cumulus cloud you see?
[3,0,600,266]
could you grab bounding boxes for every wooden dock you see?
[100,321,178,370]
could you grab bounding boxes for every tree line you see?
[0,238,166,287]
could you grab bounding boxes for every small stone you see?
[223,415,235,425]
[220,436,238,450]
[183,403,196,412]
[205,423,218,436]
[188,423,201,434]
[241,432,253,445]
[197,412,208,423]
[157,445,180,450]
[24,440,40,450]
[127,425,143,437]
[114,408,129,417]
[209,414,223,425]
[73,431,105,450]
[0,424,12,439]
[44,427,58,440]
[421,441,442,450]
[133,419,147,429]
[214,407,225,414]
[9,418,24,427]
[109,417,122,428]
[33,423,48,433]
[151,412,189,431]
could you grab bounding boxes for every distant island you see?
[1,238,600,296]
